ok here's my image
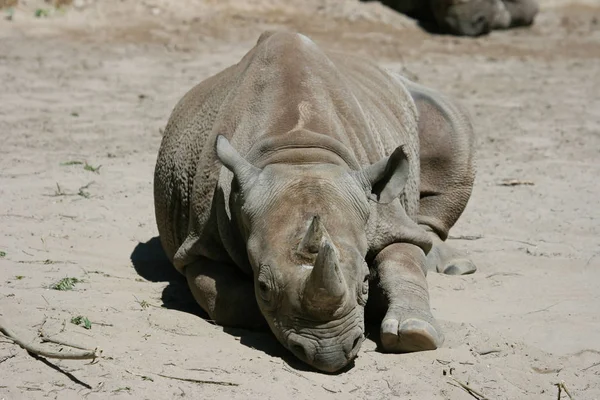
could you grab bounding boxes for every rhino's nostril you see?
[346,332,363,357]
[291,343,307,360]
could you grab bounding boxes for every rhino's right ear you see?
[216,135,261,189]
[356,145,410,205]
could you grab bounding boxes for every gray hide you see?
[154,30,476,372]
[155,31,428,275]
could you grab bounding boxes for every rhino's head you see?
[216,135,410,372]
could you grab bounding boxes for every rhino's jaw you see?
[279,307,365,373]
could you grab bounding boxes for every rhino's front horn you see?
[305,239,346,304]
[299,215,325,254]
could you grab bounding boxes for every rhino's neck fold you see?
[246,129,361,170]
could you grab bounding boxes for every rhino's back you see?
[154,31,420,271]
[325,50,421,205]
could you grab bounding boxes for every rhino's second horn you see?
[299,215,325,254]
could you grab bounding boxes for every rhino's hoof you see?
[380,318,443,353]
[441,258,476,275]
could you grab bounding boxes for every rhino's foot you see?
[380,308,444,353]
[371,242,444,353]
[440,258,477,275]
[426,236,476,275]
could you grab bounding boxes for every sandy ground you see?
[1,0,599,399]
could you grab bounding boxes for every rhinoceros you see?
[381,0,539,36]
[153,30,476,373]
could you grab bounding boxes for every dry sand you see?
[0,0,599,398]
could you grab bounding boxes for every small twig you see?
[448,377,489,400]
[584,252,599,268]
[0,354,16,364]
[125,369,155,382]
[532,366,563,374]
[507,238,538,247]
[322,385,339,393]
[17,385,43,391]
[40,332,93,351]
[89,321,113,327]
[486,272,523,279]
[571,349,600,357]
[187,367,230,374]
[497,179,535,186]
[476,348,501,356]
[581,361,600,372]
[0,318,101,360]
[449,234,483,241]
[525,302,561,315]
[557,382,562,400]
[449,234,538,247]
[16,259,75,265]
[282,364,312,382]
[555,381,575,400]
[156,373,238,387]
[481,235,538,247]
[562,383,574,400]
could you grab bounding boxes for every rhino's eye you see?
[358,274,369,306]
[258,281,270,296]
[257,264,274,304]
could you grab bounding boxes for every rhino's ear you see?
[357,145,409,204]
[216,135,261,189]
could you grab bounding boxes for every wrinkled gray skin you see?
[154,31,476,373]
[384,0,539,36]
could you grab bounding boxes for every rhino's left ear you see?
[216,135,261,189]
[356,145,409,204]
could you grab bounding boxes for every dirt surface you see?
[1,0,599,399]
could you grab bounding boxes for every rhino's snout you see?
[288,328,364,373]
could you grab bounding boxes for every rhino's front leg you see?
[185,258,266,329]
[369,243,444,353]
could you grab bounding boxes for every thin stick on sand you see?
[124,368,239,387]
[555,381,575,400]
[448,377,489,400]
[156,373,239,386]
[0,318,101,360]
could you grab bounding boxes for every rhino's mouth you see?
[279,307,365,373]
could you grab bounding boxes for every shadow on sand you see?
[130,236,204,317]
[130,236,363,373]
